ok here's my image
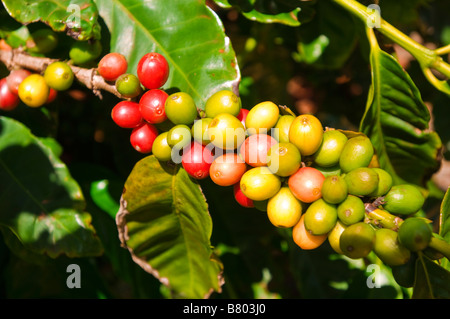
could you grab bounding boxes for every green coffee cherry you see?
[321,175,348,204]
[313,130,348,167]
[328,220,347,254]
[152,132,172,161]
[368,168,393,197]
[115,74,142,98]
[167,124,192,150]
[339,135,374,173]
[344,167,379,196]
[312,164,341,178]
[337,195,365,225]
[44,61,74,91]
[191,118,212,145]
[204,89,241,118]
[303,198,337,235]
[398,217,432,252]
[373,228,411,266]
[273,115,295,143]
[339,222,376,259]
[267,142,301,177]
[69,40,102,65]
[28,29,58,54]
[382,184,425,216]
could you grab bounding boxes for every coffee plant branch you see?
[0,48,126,100]
[334,0,450,94]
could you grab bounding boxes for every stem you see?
[364,203,403,230]
[333,0,450,79]
[428,235,450,261]
[0,49,126,100]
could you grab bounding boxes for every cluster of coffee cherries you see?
[112,56,440,288]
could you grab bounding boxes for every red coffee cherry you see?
[233,183,254,208]
[130,122,158,154]
[98,52,128,82]
[137,52,169,90]
[111,101,143,128]
[0,78,20,111]
[139,89,169,124]
[181,141,214,180]
[6,69,32,95]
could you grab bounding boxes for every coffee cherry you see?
[373,228,411,266]
[239,133,277,167]
[0,78,19,111]
[167,124,192,150]
[130,122,158,153]
[336,195,365,225]
[344,167,379,196]
[398,217,432,252]
[240,166,281,201]
[236,108,249,128]
[313,163,341,178]
[111,101,143,128]
[313,130,348,167]
[289,114,323,156]
[44,61,74,91]
[382,184,425,216]
[233,183,254,208]
[210,153,247,187]
[115,73,142,98]
[267,142,301,177]
[181,141,214,180]
[98,52,128,81]
[137,52,169,89]
[152,132,172,161]
[288,166,325,203]
[69,40,102,65]
[46,88,57,104]
[339,135,374,173]
[328,220,347,254]
[139,89,169,124]
[267,187,302,228]
[27,29,58,54]
[292,215,328,250]
[245,101,279,135]
[18,74,50,108]
[6,69,31,95]
[303,198,337,235]
[191,118,212,145]
[165,92,198,125]
[208,113,246,150]
[321,175,348,204]
[339,222,376,259]
[368,168,393,197]
[273,115,295,143]
[205,89,241,118]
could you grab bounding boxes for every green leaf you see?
[94,0,240,108]
[413,255,450,299]
[1,0,101,40]
[116,155,223,299]
[215,0,308,27]
[0,116,103,258]
[360,43,442,187]
[440,188,450,270]
[294,0,358,69]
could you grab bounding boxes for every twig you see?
[0,49,126,100]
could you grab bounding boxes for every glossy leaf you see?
[0,116,103,258]
[360,43,442,187]
[94,0,240,107]
[116,155,223,299]
[294,0,358,69]
[440,188,450,270]
[1,0,101,40]
[214,0,309,26]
